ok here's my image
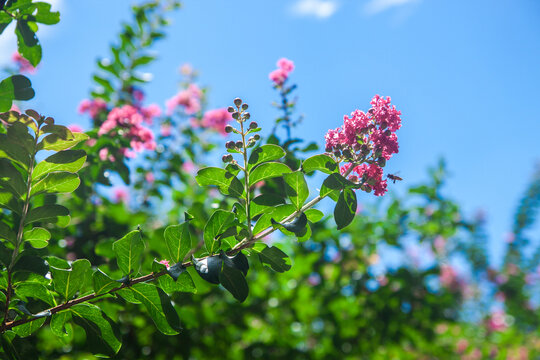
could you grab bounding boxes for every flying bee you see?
[387,173,403,184]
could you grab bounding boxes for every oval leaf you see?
[249,162,291,187]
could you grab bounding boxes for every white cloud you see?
[291,0,339,19]
[364,0,420,15]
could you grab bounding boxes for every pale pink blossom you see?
[113,188,128,204]
[67,124,83,133]
[78,98,107,119]
[456,339,469,354]
[269,57,295,86]
[12,52,36,74]
[487,310,507,332]
[145,172,155,184]
[166,84,202,115]
[159,259,170,268]
[201,108,233,135]
[160,124,172,137]
[182,161,196,173]
[99,148,109,161]
[180,63,193,76]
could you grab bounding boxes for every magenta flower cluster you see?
[269,58,295,86]
[78,99,107,119]
[165,84,202,115]
[97,104,160,158]
[326,95,402,196]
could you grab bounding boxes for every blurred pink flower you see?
[487,310,507,332]
[145,172,155,184]
[12,52,36,74]
[180,63,193,75]
[68,124,83,133]
[159,259,170,268]
[456,338,468,354]
[160,124,172,137]
[113,188,129,204]
[182,161,195,173]
[78,98,107,119]
[166,84,202,115]
[269,57,295,86]
[201,108,233,135]
[99,148,109,161]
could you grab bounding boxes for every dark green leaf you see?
[334,189,357,230]
[129,283,181,335]
[271,213,308,237]
[0,75,34,112]
[15,20,42,67]
[32,150,86,180]
[37,132,88,152]
[249,162,291,187]
[253,204,296,235]
[219,264,249,302]
[250,194,285,217]
[258,245,291,273]
[12,317,46,338]
[71,303,122,357]
[247,144,286,170]
[320,172,355,200]
[164,222,191,263]
[220,251,249,276]
[50,311,73,341]
[15,282,55,306]
[13,255,48,276]
[203,210,235,255]
[112,230,145,275]
[50,259,91,301]
[192,255,222,285]
[0,133,31,169]
[0,158,26,198]
[25,204,69,225]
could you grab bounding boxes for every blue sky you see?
[1,0,539,265]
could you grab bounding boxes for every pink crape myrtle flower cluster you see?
[97,104,159,158]
[78,99,108,119]
[166,84,202,115]
[199,108,233,135]
[12,52,36,74]
[326,95,402,196]
[269,58,295,86]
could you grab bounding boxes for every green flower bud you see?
[227,106,235,113]
[249,121,258,129]
[241,103,249,110]
[233,98,242,107]
[225,125,234,133]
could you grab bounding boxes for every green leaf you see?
[30,171,80,197]
[257,245,292,273]
[250,194,285,217]
[50,259,91,301]
[50,312,73,341]
[71,303,122,357]
[302,154,338,174]
[204,210,235,255]
[0,75,34,112]
[23,227,50,248]
[32,150,86,181]
[0,222,16,245]
[92,269,118,295]
[0,158,26,198]
[129,283,181,335]
[249,162,291,187]
[112,230,145,276]
[305,208,324,223]
[37,132,89,151]
[253,204,296,235]
[152,261,196,294]
[31,3,61,25]
[132,55,156,67]
[12,317,46,338]
[219,264,249,302]
[195,167,244,197]
[271,213,308,237]
[0,133,31,169]
[334,189,357,230]
[283,171,309,210]
[15,282,55,306]
[320,173,355,200]
[164,222,191,263]
[25,204,69,225]
[13,255,48,276]
[247,144,286,170]
[0,111,37,133]
[15,20,42,67]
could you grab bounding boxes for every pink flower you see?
[133,89,145,103]
[439,264,461,290]
[182,161,195,173]
[12,52,36,74]
[180,63,193,76]
[78,99,107,119]
[99,148,109,161]
[487,310,507,332]
[277,58,295,73]
[160,124,172,137]
[269,58,295,85]
[340,163,388,196]
[113,188,128,204]
[159,259,170,268]
[141,104,161,125]
[67,124,83,133]
[166,84,202,115]
[201,108,233,135]
[145,172,155,184]
[456,339,469,354]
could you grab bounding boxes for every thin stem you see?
[240,117,252,238]
[2,125,40,331]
